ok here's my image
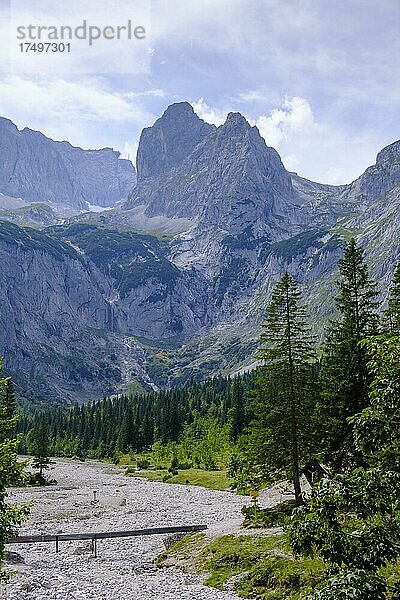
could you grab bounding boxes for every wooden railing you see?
[8,524,208,557]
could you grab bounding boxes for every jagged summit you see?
[344,138,400,204]
[162,101,197,117]
[0,117,19,132]
[224,111,251,128]
[136,102,215,182]
[126,102,293,225]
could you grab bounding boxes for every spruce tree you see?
[289,336,400,599]
[245,273,317,505]
[2,378,17,421]
[0,360,29,577]
[321,238,379,467]
[383,260,400,335]
[229,379,246,441]
[32,414,51,477]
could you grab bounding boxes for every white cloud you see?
[254,97,315,148]
[237,90,274,103]
[122,141,139,162]
[191,96,316,148]
[0,75,155,150]
[191,97,226,126]
[122,89,166,99]
[0,75,150,125]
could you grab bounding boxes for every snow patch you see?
[85,203,114,213]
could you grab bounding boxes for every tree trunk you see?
[285,283,303,506]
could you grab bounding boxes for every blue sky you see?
[0,0,399,184]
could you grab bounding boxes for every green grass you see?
[126,377,152,395]
[157,533,400,599]
[242,500,297,528]
[126,467,230,490]
[330,224,365,242]
[157,533,326,599]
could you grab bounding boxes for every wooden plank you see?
[8,524,207,544]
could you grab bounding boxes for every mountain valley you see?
[0,102,399,404]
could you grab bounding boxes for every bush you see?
[177,461,192,470]
[137,458,150,470]
[242,500,297,528]
[25,472,57,486]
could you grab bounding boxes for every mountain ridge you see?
[0,116,136,210]
[0,103,399,404]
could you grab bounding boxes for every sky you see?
[0,0,399,184]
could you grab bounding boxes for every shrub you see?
[242,500,297,528]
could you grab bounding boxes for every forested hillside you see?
[18,375,250,466]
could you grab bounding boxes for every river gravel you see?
[1,459,259,600]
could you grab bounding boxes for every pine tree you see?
[245,273,317,505]
[229,379,246,441]
[31,414,51,477]
[320,239,379,467]
[0,360,29,577]
[2,378,17,421]
[383,260,400,335]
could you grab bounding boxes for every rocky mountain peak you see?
[224,111,252,129]
[125,103,294,225]
[376,139,400,164]
[136,102,215,182]
[162,101,197,119]
[345,138,400,204]
[0,117,18,133]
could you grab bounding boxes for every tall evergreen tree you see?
[2,378,17,421]
[244,273,317,505]
[289,335,400,600]
[0,360,29,578]
[229,379,246,441]
[32,414,51,477]
[320,238,379,466]
[383,260,400,335]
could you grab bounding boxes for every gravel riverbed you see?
[2,459,256,600]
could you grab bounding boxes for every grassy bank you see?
[157,532,326,599]
[125,465,230,490]
[157,533,400,599]
[117,446,232,491]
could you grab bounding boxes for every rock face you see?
[136,102,215,182]
[0,103,399,403]
[127,106,296,233]
[0,117,136,209]
[0,222,208,402]
[345,139,400,204]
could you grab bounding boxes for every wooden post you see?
[250,490,259,518]
[55,536,59,553]
[91,537,97,558]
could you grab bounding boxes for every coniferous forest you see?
[3,238,400,597]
